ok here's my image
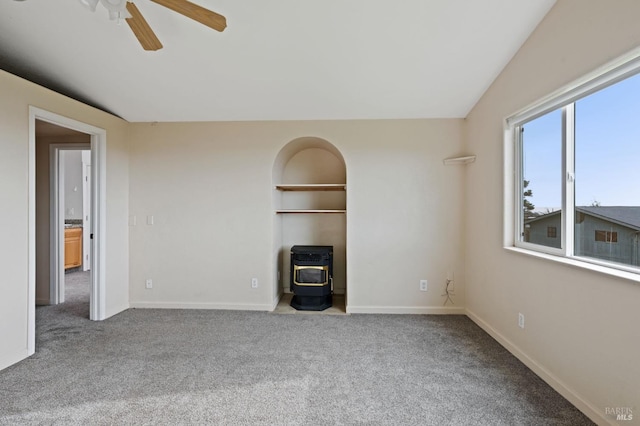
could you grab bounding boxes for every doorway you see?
[52,147,91,305]
[27,107,107,356]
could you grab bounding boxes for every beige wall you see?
[464,0,640,423]
[0,70,130,370]
[128,119,466,313]
[6,2,638,421]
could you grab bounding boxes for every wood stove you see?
[290,245,333,311]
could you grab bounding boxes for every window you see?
[508,49,640,273]
[595,230,617,243]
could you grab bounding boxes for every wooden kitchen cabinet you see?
[64,227,83,270]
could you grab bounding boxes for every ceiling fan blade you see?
[151,0,227,32]
[125,2,163,51]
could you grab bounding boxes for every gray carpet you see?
[0,272,593,425]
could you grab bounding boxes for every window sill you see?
[504,246,640,284]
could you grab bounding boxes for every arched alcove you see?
[272,137,347,310]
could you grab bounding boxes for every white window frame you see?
[504,46,640,279]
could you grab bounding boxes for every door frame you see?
[82,150,92,272]
[28,107,107,355]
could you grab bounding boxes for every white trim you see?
[563,104,575,256]
[28,108,108,344]
[270,292,282,311]
[512,124,524,247]
[131,303,466,314]
[82,150,92,271]
[91,131,107,321]
[346,305,466,315]
[504,246,640,284]
[465,308,606,426]
[512,117,564,258]
[56,149,65,303]
[27,114,36,356]
[0,350,30,373]
[50,144,91,306]
[505,46,640,277]
[130,302,275,311]
[503,125,516,248]
[506,45,640,126]
[52,147,64,304]
[513,240,564,257]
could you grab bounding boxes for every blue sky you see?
[522,72,640,211]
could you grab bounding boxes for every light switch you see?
[147,215,154,225]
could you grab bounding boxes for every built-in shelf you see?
[275,184,346,213]
[275,209,346,214]
[275,184,346,191]
[443,155,476,165]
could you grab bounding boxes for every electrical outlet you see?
[518,312,525,329]
[251,278,258,289]
[145,279,153,289]
[419,279,428,291]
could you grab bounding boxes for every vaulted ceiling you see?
[0,0,556,122]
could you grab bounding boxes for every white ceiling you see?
[0,0,555,122]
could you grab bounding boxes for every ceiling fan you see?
[80,0,227,51]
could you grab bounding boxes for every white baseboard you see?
[465,309,607,426]
[0,348,29,372]
[105,302,130,320]
[347,305,465,315]
[131,301,464,315]
[271,293,282,311]
[130,302,273,311]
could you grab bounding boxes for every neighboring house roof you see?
[525,206,640,231]
[577,206,640,231]
[524,210,560,225]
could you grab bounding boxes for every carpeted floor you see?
[0,272,594,425]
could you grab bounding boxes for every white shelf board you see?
[443,155,476,165]
[275,209,346,214]
[275,184,346,191]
